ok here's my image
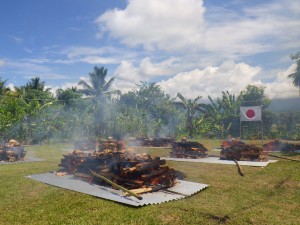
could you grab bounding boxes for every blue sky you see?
[0,0,299,99]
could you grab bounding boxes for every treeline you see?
[0,66,299,144]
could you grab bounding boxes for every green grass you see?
[0,142,299,225]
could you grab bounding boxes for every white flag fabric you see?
[240,106,262,121]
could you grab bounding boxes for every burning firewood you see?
[263,140,300,152]
[58,138,178,194]
[0,140,26,162]
[170,138,208,158]
[89,170,143,200]
[220,138,266,161]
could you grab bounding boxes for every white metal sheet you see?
[27,173,208,207]
[0,157,45,165]
[161,156,277,167]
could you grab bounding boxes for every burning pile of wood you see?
[58,138,177,194]
[220,138,266,161]
[170,139,208,158]
[263,140,300,152]
[0,139,26,162]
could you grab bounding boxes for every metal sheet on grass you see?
[0,157,45,165]
[27,173,208,207]
[161,156,277,167]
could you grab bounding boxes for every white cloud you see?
[96,0,300,59]
[96,0,206,51]
[205,0,300,57]
[264,64,299,98]
[158,61,261,99]
[111,57,180,93]
[61,46,132,65]
[0,59,5,66]
[23,73,70,80]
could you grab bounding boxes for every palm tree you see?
[175,93,203,137]
[78,66,119,137]
[25,77,51,92]
[288,52,300,96]
[78,67,118,98]
[0,78,10,96]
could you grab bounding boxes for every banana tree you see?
[175,93,203,138]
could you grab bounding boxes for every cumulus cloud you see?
[158,61,261,99]
[96,0,300,58]
[264,64,299,99]
[111,57,179,93]
[96,0,206,51]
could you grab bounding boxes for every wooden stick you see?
[123,187,153,196]
[233,159,245,177]
[89,170,143,200]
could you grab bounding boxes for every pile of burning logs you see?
[170,139,208,158]
[59,138,177,195]
[220,138,266,161]
[0,139,26,162]
[263,140,300,152]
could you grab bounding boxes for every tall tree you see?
[239,85,272,139]
[175,93,203,137]
[0,78,10,96]
[78,66,118,137]
[288,52,300,96]
[25,77,49,91]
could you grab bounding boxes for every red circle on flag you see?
[246,109,255,118]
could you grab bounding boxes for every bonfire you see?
[263,140,300,152]
[170,138,208,158]
[58,138,178,195]
[220,138,266,161]
[0,139,26,162]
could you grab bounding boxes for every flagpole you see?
[261,119,264,146]
[240,121,242,139]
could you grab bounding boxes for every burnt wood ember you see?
[0,139,26,162]
[170,140,208,158]
[220,138,267,161]
[59,138,177,192]
[263,140,300,152]
[98,137,126,152]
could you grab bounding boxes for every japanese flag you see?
[240,106,262,121]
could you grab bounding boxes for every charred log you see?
[170,140,208,158]
[59,138,178,192]
[220,138,266,161]
[0,140,26,162]
[263,140,300,152]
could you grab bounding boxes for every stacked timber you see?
[220,138,266,161]
[263,140,300,152]
[170,139,208,158]
[0,139,26,162]
[59,138,177,192]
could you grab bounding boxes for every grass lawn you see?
[0,141,299,225]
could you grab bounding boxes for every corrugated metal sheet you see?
[161,157,277,167]
[0,157,45,165]
[27,173,208,207]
